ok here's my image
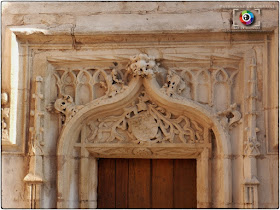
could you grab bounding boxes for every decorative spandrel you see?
[86,91,205,145]
[160,67,238,110]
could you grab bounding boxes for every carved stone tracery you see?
[50,54,241,132]
[52,67,130,107]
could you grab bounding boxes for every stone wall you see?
[1,2,278,208]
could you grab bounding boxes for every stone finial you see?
[127,54,159,77]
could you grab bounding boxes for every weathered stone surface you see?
[1,2,278,209]
[2,155,29,208]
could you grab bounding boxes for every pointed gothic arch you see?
[56,54,232,208]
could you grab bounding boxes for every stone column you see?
[24,76,45,208]
[243,56,260,208]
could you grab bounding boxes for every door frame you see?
[80,146,211,208]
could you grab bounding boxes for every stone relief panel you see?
[85,91,206,145]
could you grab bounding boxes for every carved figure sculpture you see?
[107,69,126,97]
[54,95,83,124]
[161,70,186,98]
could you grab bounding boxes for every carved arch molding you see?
[49,54,238,208]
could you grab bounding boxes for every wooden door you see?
[97,159,197,208]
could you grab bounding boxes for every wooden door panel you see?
[174,159,197,208]
[115,159,129,208]
[152,159,174,208]
[97,159,116,208]
[128,159,151,208]
[97,158,196,209]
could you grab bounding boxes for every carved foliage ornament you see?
[1,92,9,142]
[217,103,242,130]
[161,69,186,98]
[54,95,83,125]
[127,54,160,77]
[86,91,205,145]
